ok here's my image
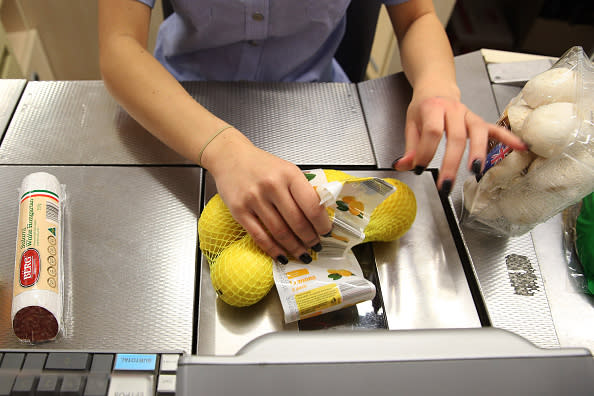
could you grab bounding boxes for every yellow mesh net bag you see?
[198,169,417,307]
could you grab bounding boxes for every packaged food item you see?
[562,192,594,295]
[576,193,594,294]
[273,170,395,323]
[462,46,594,236]
[12,172,64,343]
[198,169,417,313]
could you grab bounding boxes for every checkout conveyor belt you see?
[0,51,591,363]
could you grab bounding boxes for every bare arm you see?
[98,0,331,262]
[98,0,242,161]
[386,0,526,192]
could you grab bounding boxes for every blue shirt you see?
[137,0,408,82]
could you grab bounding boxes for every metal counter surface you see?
[0,166,200,352]
[359,50,500,172]
[359,50,562,349]
[197,170,481,356]
[484,75,593,351]
[0,79,25,138]
[0,81,188,165]
[0,80,375,167]
[532,216,594,353]
[183,81,374,166]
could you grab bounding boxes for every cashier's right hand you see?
[200,127,332,264]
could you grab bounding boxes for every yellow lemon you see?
[210,235,274,307]
[323,169,353,182]
[200,170,416,309]
[363,178,417,242]
[199,193,246,267]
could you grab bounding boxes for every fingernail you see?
[440,179,452,197]
[471,159,482,176]
[413,165,425,175]
[391,156,403,169]
[277,255,288,265]
[311,243,322,252]
[322,230,333,238]
[299,253,312,264]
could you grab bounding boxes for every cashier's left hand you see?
[393,89,528,194]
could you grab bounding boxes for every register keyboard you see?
[0,350,181,395]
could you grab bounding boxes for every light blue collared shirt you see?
[137,0,408,82]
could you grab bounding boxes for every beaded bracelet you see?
[197,125,234,168]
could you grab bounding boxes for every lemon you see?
[363,178,417,242]
[199,193,246,267]
[210,235,274,307]
[323,169,353,182]
[200,170,416,308]
[323,170,417,242]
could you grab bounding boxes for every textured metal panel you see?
[184,81,374,166]
[0,79,26,138]
[0,81,189,165]
[460,226,559,349]
[197,169,480,356]
[532,215,594,353]
[0,166,200,352]
[0,80,374,166]
[450,68,561,350]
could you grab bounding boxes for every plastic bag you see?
[562,192,594,295]
[12,172,68,344]
[461,46,594,237]
[273,170,395,323]
[576,192,594,292]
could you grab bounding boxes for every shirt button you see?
[252,12,264,21]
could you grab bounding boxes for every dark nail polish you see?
[311,243,322,252]
[277,255,288,265]
[299,253,312,264]
[413,165,425,175]
[440,179,452,197]
[471,159,482,176]
[391,156,403,169]
[322,230,333,238]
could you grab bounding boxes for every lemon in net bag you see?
[210,235,274,307]
[199,169,417,307]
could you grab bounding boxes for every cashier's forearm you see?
[390,9,460,100]
[99,36,238,164]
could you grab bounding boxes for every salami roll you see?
[12,172,63,343]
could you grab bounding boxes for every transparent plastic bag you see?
[12,172,69,344]
[562,192,594,295]
[461,46,594,237]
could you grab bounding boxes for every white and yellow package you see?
[273,169,395,323]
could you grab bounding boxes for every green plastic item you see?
[576,192,594,294]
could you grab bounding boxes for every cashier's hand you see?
[203,132,332,264]
[392,91,527,194]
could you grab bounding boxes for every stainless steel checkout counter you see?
[1,51,593,395]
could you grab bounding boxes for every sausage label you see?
[19,248,40,287]
[13,190,60,296]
